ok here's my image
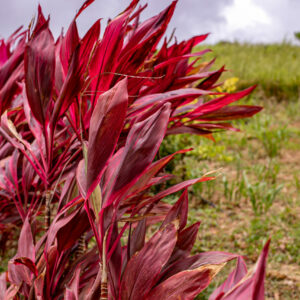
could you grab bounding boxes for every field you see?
[161,42,300,299]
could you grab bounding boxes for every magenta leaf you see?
[160,251,239,283]
[166,222,201,266]
[146,268,215,300]
[86,78,128,198]
[214,240,270,300]
[104,103,171,205]
[24,26,55,125]
[161,188,188,231]
[64,267,81,300]
[120,223,177,300]
[8,217,35,288]
[209,257,248,300]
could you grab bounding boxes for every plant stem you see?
[44,190,51,230]
[100,231,108,300]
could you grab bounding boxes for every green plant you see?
[243,172,283,215]
[294,32,300,41]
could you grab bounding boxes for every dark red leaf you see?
[146,268,216,300]
[209,257,248,300]
[64,267,81,300]
[210,240,270,300]
[129,219,146,258]
[161,189,188,231]
[25,26,55,125]
[75,0,96,19]
[104,103,171,205]
[86,78,128,198]
[200,105,263,121]
[120,224,177,300]
[13,257,38,277]
[134,176,214,213]
[166,222,201,266]
[187,86,256,119]
[160,251,239,282]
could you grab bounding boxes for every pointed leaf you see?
[212,240,270,300]
[147,264,225,300]
[64,267,81,300]
[86,78,128,198]
[25,26,55,125]
[104,103,171,205]
[120,223,177,300]
[160,251,239,282]
[209,257,248,300]
[129,219,146,258]
[161,189,188,231]
[167,222,201,265]
[134,176,214,213]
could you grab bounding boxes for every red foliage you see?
[0,1,267,299]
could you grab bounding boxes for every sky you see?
[0,0,299,44]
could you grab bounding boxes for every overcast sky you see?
[0,0,299,44]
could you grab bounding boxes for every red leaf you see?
[64,267,81,300]
[25,26,55,125]
[213,240,270,300]
[60,20,80,73]
[17,217,35,260]
[197,66,225,90]
[0,64,23,114]
[52,45,83,125]
[104,103,171,205]
[80,19,101,61]
[76,159,87,199]
[117,1,177,73]
[166,222,201,266]
[75,0,96,19]
[161,189,188,231]
[8,217,35,287]
[188,86,257,120]
[134,176,214,213]
[160,251,238,283]
[34,274,45,300]
[146,267,219,300]
[120,148,191,201]
[209,257,248,300]
[32,5,48,36]
[107,222,123,299]
[0,36,25,89]
[13,257,38,277]
[0,273,6,299]
[128,88,209,117]
[129,219,146,258]
[167,126,214,136]
[89,7,130,98]
[86,78,128,198]
[200,105,263,121]
[120,224,177,300]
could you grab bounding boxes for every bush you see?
[0,1,268,299]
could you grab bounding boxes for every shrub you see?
[0,1,267,299]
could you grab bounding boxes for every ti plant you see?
[0,1,268,299]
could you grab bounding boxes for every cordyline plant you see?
[0,0,269,299]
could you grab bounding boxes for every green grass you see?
[196,42,300,101]
[162,42,300,299]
